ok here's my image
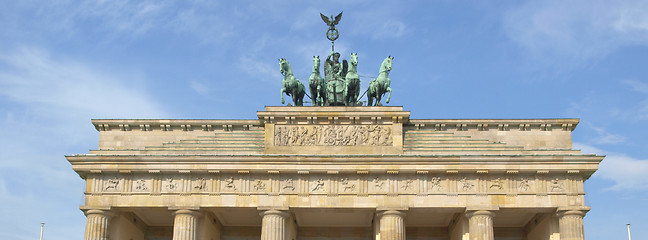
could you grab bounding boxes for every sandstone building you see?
[67,106,602,240]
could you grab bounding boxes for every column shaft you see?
[260,210,289,240]
[378,210,406,240]
[558,210,586,240]
[466,210,495,240]
[84,209,111,240]
[173,209,199,240]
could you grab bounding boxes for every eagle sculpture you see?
[320,12,343,29]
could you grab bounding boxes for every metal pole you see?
[627,224,632,240]
[40,222,44,240]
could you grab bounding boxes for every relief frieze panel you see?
[88,173,579,196]
[274,124,393,146]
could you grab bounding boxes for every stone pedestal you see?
[378,210,406,240]
[466,210,496,240]
[84,209,112,240]
[173,209,199,240]
[260,210,290,240]
[557,210,587,240]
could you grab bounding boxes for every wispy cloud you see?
[189,80,210,96]
[576,142,648,190]
[623,79,648,94]
[0,46,165,119]
[0,46,165,239]
[503,0,648,62]
[584,123,627,145]
[238,56,280,82]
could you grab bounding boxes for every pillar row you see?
[84,209,112,240]
[557,210,587,240]
[173,209,200,240]
[466,210,496,240]
[378,210,406,240]
[260,209,290,240]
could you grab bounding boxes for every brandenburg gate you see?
[67,106,602,240]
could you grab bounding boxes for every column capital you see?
[556,207,590,218]
[173,208,201,215]
[465,210,497,218]
[377,209,407,218]
[259,209,290,218]
[83,209,114,218]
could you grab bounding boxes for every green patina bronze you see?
[367,56,393,106]
[279,58,305,106]
[345,53,360,106]
[309,56,325,106]
[278,12,395,107]
[324,52,348,106]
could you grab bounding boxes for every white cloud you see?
[189,80,210,96]
[0,46,165,239]
[238,56,280,82]
[503,0,648,61]
[623,79,648,94]
[0,47,165,119]
[575,142,648,190]
[584,123,627,145]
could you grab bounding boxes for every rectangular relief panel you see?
[266,124,403,154]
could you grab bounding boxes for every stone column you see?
[84,209,112,240]
[260,209,290,240]
[377,210,406,240]
[173,209,200,240]
[557,210,588,240]
[466,210,496,240]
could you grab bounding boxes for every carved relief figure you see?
[274,125,393,146]
[283,178,295,191]
[401,179,414,191]
[460,177,474,191]
[519,178,530,191]
[550,178,563,191]
[490,178,503,190]
[194,178,206,190]
[340,178,356,192]
[165,177,178,191]
[312,179,325,191]
[104,177,120,191]
[430,177,443,191]
[224,177,237,191]
[254,180,266,191]
[135,179,148,191]
[373,177,384,190]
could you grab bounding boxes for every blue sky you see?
[0,0,647,239]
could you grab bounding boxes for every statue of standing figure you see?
[324,52,348,106]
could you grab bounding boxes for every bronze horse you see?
[279,58,305,106]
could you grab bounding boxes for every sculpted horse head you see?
[379,56,393,73]
[279,58,292,78]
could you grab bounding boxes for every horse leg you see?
[386,87,392,104]
[376,92,382,106]
[354,86,360,106]
[281,87,286,104]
